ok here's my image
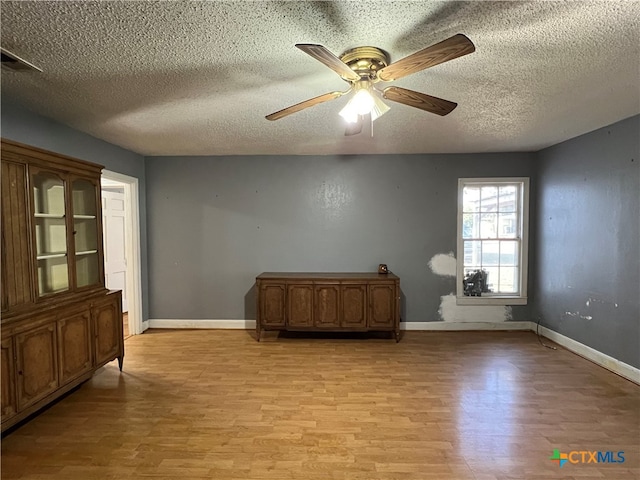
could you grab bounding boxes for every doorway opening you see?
[101,171,143,336]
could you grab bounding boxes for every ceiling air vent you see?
[1,48,42,72]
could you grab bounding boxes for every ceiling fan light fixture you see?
[339,88,375,123]
[370,89,390,121]
[267,35,475,127]
[339,82,390,124]
[339,109,359,124]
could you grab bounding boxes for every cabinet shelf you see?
[75,250,98,256]
[34,213,65,219]
[73,215,96,219]
[37,252,67,260]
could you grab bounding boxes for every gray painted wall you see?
[146,153,536,322]
[4,97,636,369]
[1,99,150,321]
[534,115,640,368]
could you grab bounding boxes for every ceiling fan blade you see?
[377,34,475,82]
[382,86,457,116]
[296,44,361,81]
[344,115,363,136]
[266,90,348,121]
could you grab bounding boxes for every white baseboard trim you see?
[536,325,640,384]
[144,319,639,384]
[148,319,256,329]
[148,319,534,331]
[401,321,535,331]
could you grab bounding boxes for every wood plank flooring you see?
[1,330,638,479]
[123,312,130,339]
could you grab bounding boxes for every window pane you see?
[33,171,69,296]
[76,252,100,288]
[37,257,69,295]
[498,213,517,238]
[480,213,497,238]
[498,185,517,212]
[33,172,65,215]
[462,213,479,239]
[498,267,518,293]
[463,186,480,212]
[499,241,518,266]
[463,240,481,266]
[35,217,67,255]
[483,267,498,292]
[481,241,499,266]
[480,186,497,212]
[458,178,528,299]
[74,218,98,252]
[72,179,97,216]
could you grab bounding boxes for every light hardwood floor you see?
[1,330,638,479]
[123,312,130,339]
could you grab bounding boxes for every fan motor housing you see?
[339,46,389,80]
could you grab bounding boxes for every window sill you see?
[456,296,528,306]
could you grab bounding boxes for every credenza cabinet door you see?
[259,283,286,327]
[58,309,93,385]
[314,284,341,328]
[92,293,123,368]
[1,338,17,421]
[287,284,313,327]
[341,284,367,328]
[15,323,59,411]
[369,284,396,328]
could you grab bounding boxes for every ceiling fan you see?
[266,34,475,135]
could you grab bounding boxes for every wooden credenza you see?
[256,272,400,341]
[1,139,124,432]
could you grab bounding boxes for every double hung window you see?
[457,178,529,305]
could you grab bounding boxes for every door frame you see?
[101,170,144,336]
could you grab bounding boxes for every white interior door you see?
[102,189,128,312]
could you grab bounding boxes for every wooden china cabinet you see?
[1,139,123,432]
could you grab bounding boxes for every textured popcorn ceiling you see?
[1,1,639,156]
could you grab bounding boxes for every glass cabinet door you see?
[33,171,69,296]
[72,178,100,288]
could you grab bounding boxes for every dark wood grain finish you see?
[287,284,314,327]
[1,160,32,310]
[15,323,58,411]
[57,309,93,385]
[92,291,124,369]
[258,282,286,327]
[1,338,17,420]
[369,284,396,328]
[314,284,341,328]
[1,139,124,432]
[259,272,399,280]
[341,284,367,328]
[256,272,400,341]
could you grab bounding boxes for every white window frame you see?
[456,177,530,305]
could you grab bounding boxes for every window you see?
[457,178,529,305]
